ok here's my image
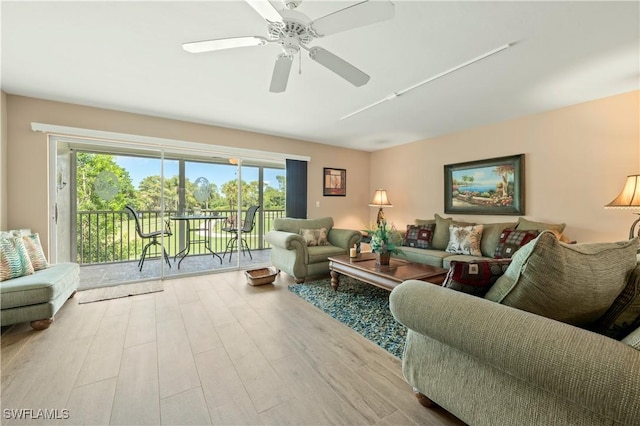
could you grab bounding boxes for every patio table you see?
[170,214,227,269]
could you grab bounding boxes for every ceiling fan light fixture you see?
[182,36,267,53]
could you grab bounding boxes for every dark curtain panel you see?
[286,159,307,218]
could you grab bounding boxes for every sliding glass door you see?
[49,136,285,288]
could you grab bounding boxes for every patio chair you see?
[124,205,172,271]
[222,205,260,262]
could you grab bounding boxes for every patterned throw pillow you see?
[443,259,512,296]
[299,228,329,246]
[446,224,484,257]
[403,224,435,249]
[493,228,540,259]
[22,233,49,271]
[0,237,35,281]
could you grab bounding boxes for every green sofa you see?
[265,217,361,283]
[390,233,640,425]
[1,262,79,330]
[397,214,569,268]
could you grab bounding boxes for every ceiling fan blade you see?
[310,0,394,37]
[270,54,293,93]
[183,36,267,53]
[245,0,283,23]
[308,47,370,87]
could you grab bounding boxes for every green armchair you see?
[265,217,361,283]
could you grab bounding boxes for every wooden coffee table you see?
[328,253,448,291]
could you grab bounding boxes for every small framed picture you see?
[323,168,346,196]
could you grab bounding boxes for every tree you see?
[76,153,136,211]
[75,153,136,263]
[221,179,257,209]
[494,165,515,197]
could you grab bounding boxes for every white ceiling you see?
[2,1,639,152]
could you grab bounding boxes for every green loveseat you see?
[390,233,640,425]
[265,217,361,283]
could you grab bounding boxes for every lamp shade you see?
[369,189,393,207]
[605,175,640,208]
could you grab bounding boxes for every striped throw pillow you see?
[22,233,49,271]
[0,237,35,281]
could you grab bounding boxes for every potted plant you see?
[364,220,404,265]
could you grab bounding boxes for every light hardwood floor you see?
[1,271,464,425]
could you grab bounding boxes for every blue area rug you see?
[288,277,407,358]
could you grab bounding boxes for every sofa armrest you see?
[327,228,362,250]
[390,280,640,423]
[265,230,306,252]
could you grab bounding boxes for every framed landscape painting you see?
[323,168,346,196]
[444,154,525,215]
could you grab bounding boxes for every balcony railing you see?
[76,208,284,265]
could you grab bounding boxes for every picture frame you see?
[323,167,346,196]
[444,154,525,215]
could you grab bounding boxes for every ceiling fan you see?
[182,0,395,93]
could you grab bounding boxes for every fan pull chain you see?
[299,49,302,75]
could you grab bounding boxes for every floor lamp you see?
[369,189,393,227]
[605,174,640,239]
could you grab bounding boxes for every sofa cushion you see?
[299,228,329,246]
[0,262,79,309]
[446,224,484,257]
[493,228,540,259]
[485,231,639,326]
[307,245,347,264]
[590,265,640,339]
[479,222,517,257]
[22,233,49,271]
[403,224,435,249]
[443,259,512,297]
[414,218,435,227]
[273,217,334,234]
[516,217,570,242]
[400,246,452,268]
[0,237,34,281]
[431,214,475,250]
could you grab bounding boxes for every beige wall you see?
[5,95,371,255]
[1,91,7,230]
[371,91,640,243]
[6,91,638,255]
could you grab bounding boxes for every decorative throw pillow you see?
[403,224,435,249]
[479,222,518,257]
[485,231,639,327]
[0,237,35,281]
[299,228,328,246]
[22,233,49,271]
[493,228,540,259]
[590,265,640,340]
[446,224,484,257]
[443,259,512,297]
[431,214,475,251]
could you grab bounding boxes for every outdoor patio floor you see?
[78,248,272,290]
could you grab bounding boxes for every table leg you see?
[204,218,223,264]
[330,270,340,291]
[175,219,191,269]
